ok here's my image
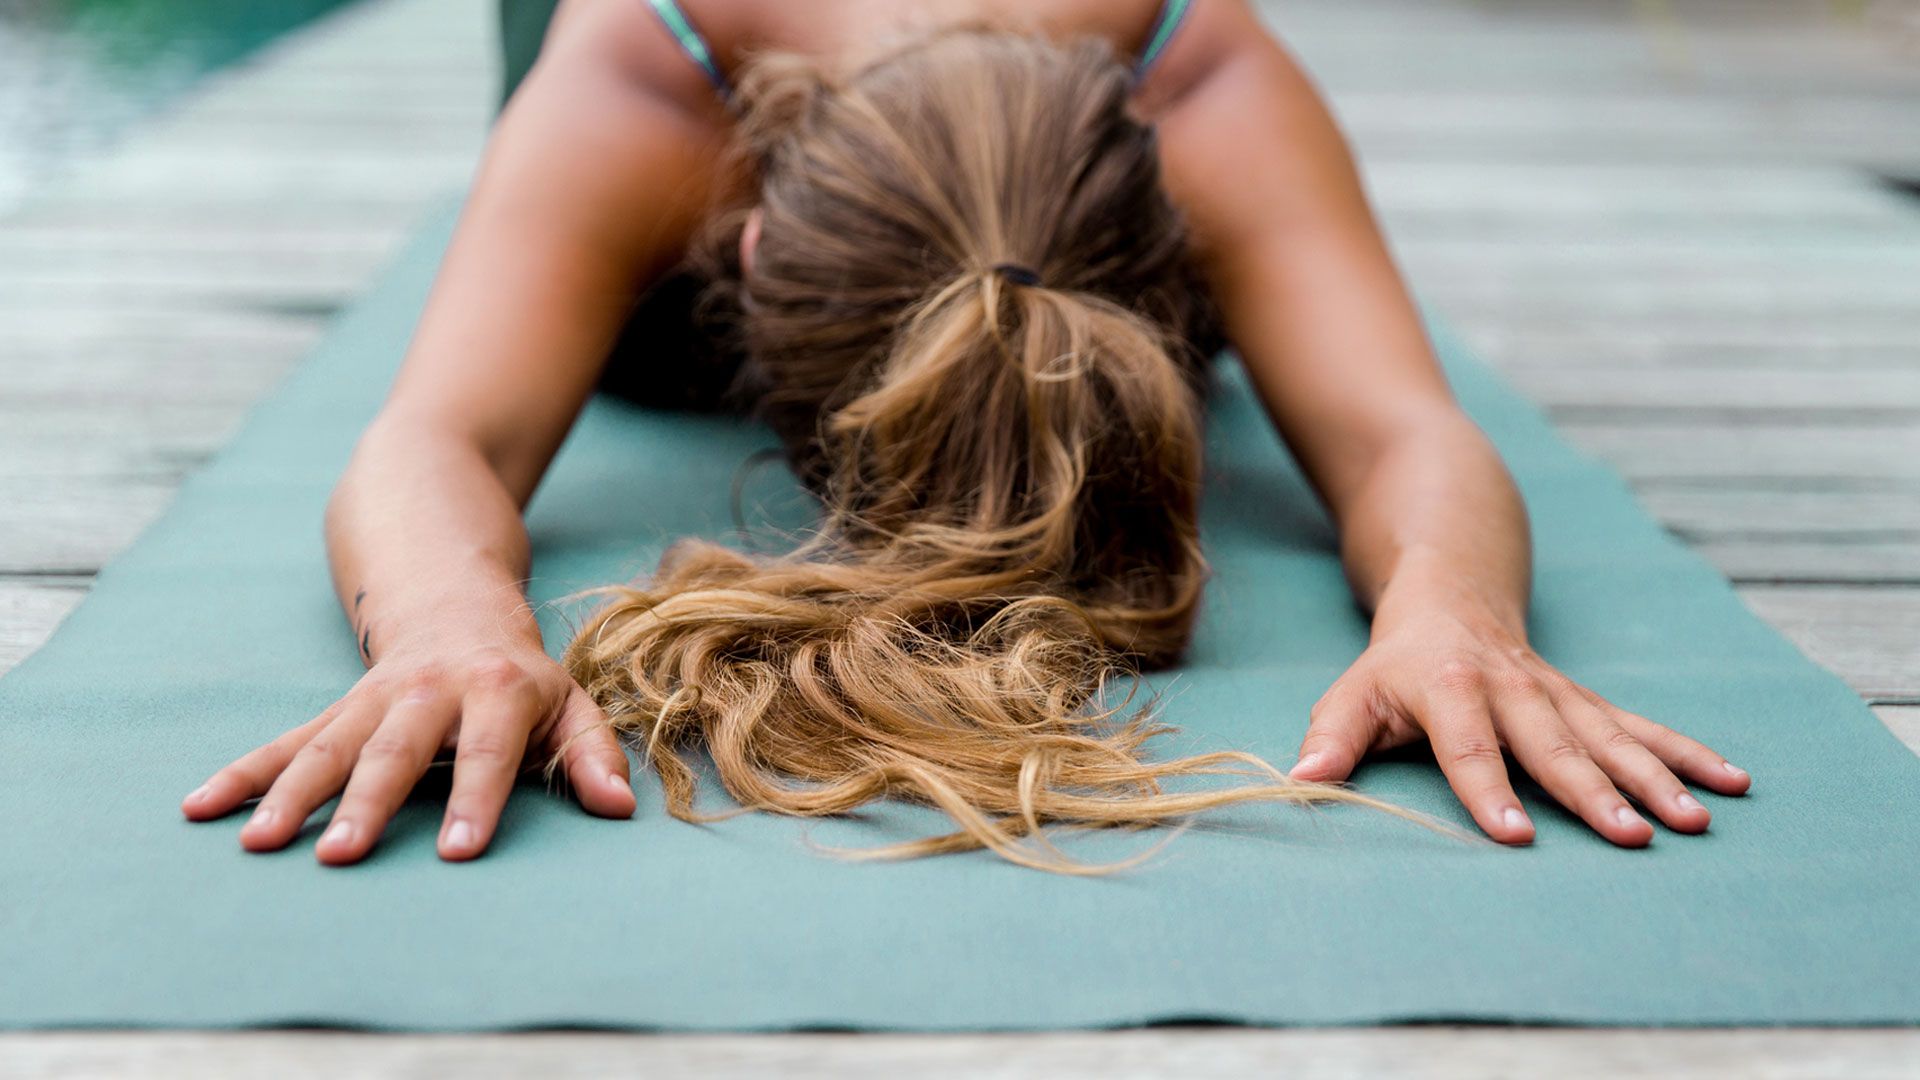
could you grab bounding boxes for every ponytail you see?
[560,29,1429,873]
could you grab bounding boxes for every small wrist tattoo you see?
[352,587,374,666]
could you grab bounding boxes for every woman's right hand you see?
[180,643,636,865]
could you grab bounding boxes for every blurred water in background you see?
[0,0,355,214]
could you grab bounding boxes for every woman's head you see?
[563,29,1405,873]
[734,27,1213,386]
[731,28,1220,659]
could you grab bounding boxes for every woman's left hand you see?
[1289,606,1751,846]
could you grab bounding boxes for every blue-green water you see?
[0,0,357,211]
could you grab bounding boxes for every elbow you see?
[1339,407,1522,519]
[1394,405,1505,464]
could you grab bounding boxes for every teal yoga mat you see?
[3,209,1917,1031]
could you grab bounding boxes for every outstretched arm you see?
[1150,0,1749,845]
[181,1,736,864]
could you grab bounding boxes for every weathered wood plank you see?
[1736,585,1920,700]
[125,114,490,154]
[145,83,494,118]
[1631,489,1920,585]
[1405,268,1920,309]
[0,226,399,260]
[0,479,189,576]
[1554,422,1920,481]
[5,201,433,234]
[0,405,263,481]
[3,246,389,281]
[1462,338,1918,372]
[0,581,88,675]
[1365,163,1915,224]
[1877,705,1920,754]
[0,342,304,407]
[1441,312,1920,351]
[0,273,374,311]
[1303,44,1917,99]
[1336,90,1920,140]
[1416,284,1920,322]
[1285,17,1920,99]
[1402,247,1920,296]
[1393,234,1920,271]
[1357,137,1920,168]
[1352,125,1920,166]
[1636,488,1920,535]
[1506,367,1920,412]
[0,305,327,341]
[59,154,481,206]
[0,351,313,403]
[1692,541,1920,587]
[0,335,324,392]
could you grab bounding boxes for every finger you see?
[1611,707,1751,796]
[549,687,636,819]
[1290,683,1379,783]
[1555,689,1711,834]
[1495,678,1654,848]
[436,663,543,862]
[238,698,385,852]
[182,705,335,820]
[1419,666,1535,844]
[315,688,461,866]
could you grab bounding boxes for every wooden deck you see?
[1,0,1915,1073]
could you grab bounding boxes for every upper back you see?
[501,0,1218,117]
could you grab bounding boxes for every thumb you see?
[1290,684,1379,783]
[547,686,637,819]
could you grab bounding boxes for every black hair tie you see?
[990,262,1043,287]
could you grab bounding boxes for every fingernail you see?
[1675,792,1706,814]
[1615,805,1647,830]
[605,771,630,795]
[1501,807,1531,834]
[245,806,277,831]
[321,820,356,848]
[185,784,211,804]
[1721,760,1748,779]
[445,819,476,851]
[1289,753,1324,777]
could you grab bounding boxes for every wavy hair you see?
[560,28,1426,873]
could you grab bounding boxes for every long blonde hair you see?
[561,28,1424,873]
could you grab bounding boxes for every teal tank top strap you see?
[646,0,732,100]
[1133,0,1193,82]
[647,0,1183,104]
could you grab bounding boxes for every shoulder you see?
[532,0,741,125]
[1130,0,1298,119]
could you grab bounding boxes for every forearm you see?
[1335,414,1533,642]
[190,414,634,865]
[323,416,543,667]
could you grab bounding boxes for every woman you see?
[180,0,1750,871]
